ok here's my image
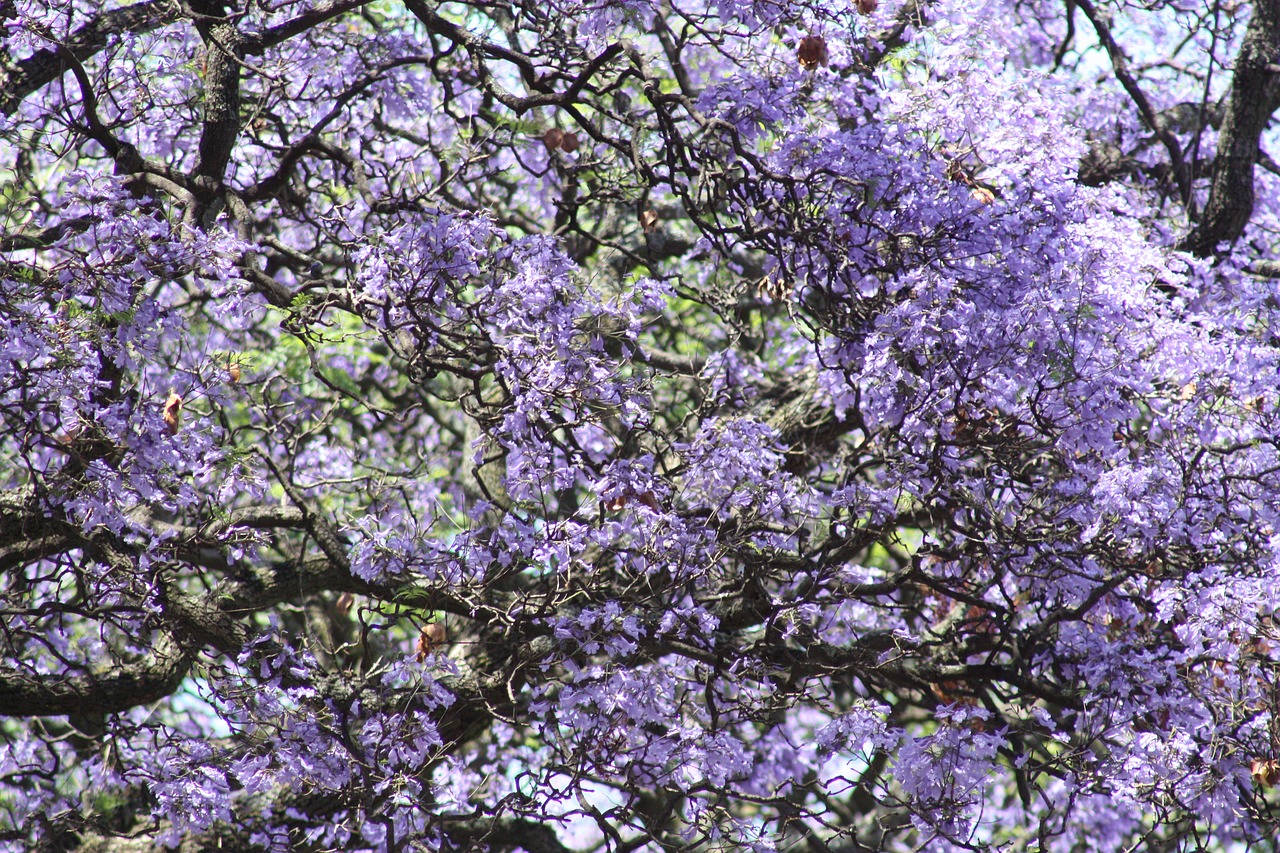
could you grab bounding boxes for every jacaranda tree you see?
[4,0,1280,849]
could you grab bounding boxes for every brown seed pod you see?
[798,35,829,69]
[416,622,448,661]
[639,209,660,233]
[856,0,879,14]
[543,128,564,151]
[163,392,183,435]
[560,131,580,153]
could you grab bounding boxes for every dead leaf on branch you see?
[605,490,662,512]
[1252,758,1280,788]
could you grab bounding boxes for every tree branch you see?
[0,0,181,115]
[1179,0,1280,256]
[246,0,373,54]
[0,632,193,716]
[1074,0,1191,204]
[190,1,243,192]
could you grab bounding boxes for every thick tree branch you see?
[1248,259,1280,277]
[1179,0,1280,256]
[1075,0,1192,203]
[246,0,373,53]
[0,0,181,115]
[190,0,243,193]
[0,632,192,716]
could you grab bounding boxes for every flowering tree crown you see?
[3,0,1280,850]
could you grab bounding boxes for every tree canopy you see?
[4,0,1280,850]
